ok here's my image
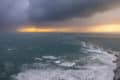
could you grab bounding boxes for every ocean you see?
[0,33,120,80]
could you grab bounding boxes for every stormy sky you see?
[0,0,120,32]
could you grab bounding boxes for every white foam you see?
[86,48,103,53]
[42,56,57,60]
[34,58,43,61]
[13,65,115,80]
[58,62,76,67]
[81,42,117,63]
[54,60,61,64]
[13,42,117,80]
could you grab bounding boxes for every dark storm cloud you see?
[29,0,120,23]
[0,0,120,31]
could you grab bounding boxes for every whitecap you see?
[58,62,76,67]
[34,58,43,61]
[42,56,58,60]
[54,60,61,64]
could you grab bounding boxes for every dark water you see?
[0,33,119,80]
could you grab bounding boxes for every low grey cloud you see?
[0,0,120,31]
[29,0,120,23]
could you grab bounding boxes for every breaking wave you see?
[12,41,118,80]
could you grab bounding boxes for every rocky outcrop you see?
[114,52,120,80]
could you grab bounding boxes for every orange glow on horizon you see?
[88,24,120,33]
[16,24,120,33]
[17,27,70,33]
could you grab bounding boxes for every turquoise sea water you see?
[0,33,120,80]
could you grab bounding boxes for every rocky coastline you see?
[114,51,120,80]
